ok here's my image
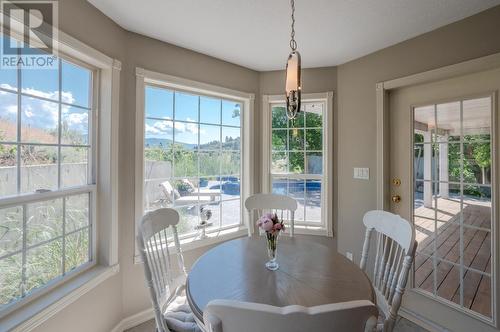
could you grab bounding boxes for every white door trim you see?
[376,51,500,331]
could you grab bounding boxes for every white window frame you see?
[0,14,120,332]
[134,67,254,259]
[261,92,333,237]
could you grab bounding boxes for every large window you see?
[413,96,493,319]
[141,83,244,238]
[264,94,332,235]
[0,36,95,311]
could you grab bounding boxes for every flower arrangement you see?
[257,212,285,271]
[257,212,285,235]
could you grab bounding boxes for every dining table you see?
[186,236,375,324]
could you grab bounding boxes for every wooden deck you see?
[413,197,492,317]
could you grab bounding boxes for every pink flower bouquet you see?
[256,212,284,271]
[256,212,286,235]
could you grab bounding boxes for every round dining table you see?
[186,236,375,323]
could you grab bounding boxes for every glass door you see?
[413,96,493,319]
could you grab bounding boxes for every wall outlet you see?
[346,252,353,261]
[353,167,370,180]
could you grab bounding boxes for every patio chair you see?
[182,179,221,196]
[137,208,201,332]
[203,299,378,332]
[160,181,218,206]
[359,210,417,332]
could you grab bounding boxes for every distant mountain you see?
[145,137,240,150]
[145,138,196,150]
[145,138,172,147]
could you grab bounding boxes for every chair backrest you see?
[244,193,298,237]
[360,210,417,332]
[203,300,378,332]
[137,208,187,332]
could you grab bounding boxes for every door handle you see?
[392,195,401,203]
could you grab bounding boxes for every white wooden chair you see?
[360,210,417,332]
[137,208,201,332]
[244,193,298,237]
[203,299,378,332]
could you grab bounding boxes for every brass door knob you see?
[392,195,401,203]
[392,178,401,186]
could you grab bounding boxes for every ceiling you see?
[414,97,491,136]
[87,0,500,71]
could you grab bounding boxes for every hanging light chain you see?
[290,0,297,51]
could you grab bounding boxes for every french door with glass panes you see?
[388,67,499,331]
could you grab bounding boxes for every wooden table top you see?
[186,236,374,321]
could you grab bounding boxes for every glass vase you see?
[265,232,279,271]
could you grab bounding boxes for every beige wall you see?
[14,1,500,331]
[336,5,500,262]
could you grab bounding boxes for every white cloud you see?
[145,118,207,137]
[61,91,76,104]
[5,105,17,114]
[145,120,174,137]
[65,112,88,126]
[185,122,199,134]
[0,84,16,92]
[0,87,78,131]
[22,87,58,101]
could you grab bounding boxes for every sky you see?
[0,36,241,149]
[145,85,241,146]
[0,56,91,145]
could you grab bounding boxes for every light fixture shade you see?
[285,51,301,119]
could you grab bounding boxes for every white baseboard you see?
[399,307,449,332]
[110,308,154,332]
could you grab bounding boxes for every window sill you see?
[1,264,120,332]
[294,225,332,237]
[134,226,248,264]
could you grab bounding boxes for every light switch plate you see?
[353,167,370,180]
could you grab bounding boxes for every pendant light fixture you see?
[285,0,302,120]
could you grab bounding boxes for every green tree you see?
[472,142,491,184]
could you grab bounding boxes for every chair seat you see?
[164,293,201,332]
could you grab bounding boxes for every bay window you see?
[262,93,333,236]
[0,36,96,312]
[135,68,253,252]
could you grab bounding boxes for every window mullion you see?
[172,92,176,192]
[62,197,66,275]
[57,58,62,190]
[197,95,201,223]
[219,99,223,228]
[16,47,21,195]
[0,185,95,209]
[21,203,27,297]
[459,100,465,307]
